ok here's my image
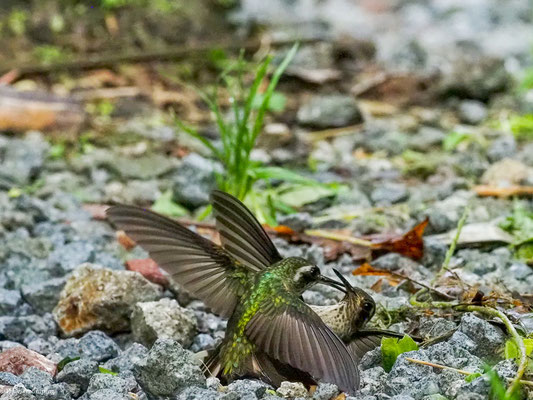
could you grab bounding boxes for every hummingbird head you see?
[282,257,346,293]
[333,269,376,330]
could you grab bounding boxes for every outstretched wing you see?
[106,205,248,318]
[246,294,360,394]
[211,190,282,271]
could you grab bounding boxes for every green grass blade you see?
[250,43,299,147]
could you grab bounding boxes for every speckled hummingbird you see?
[312,270,406,360]
[107,190,359,394]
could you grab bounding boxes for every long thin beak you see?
[317,275,347,293]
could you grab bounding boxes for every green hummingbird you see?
[106,190,359,394]
[312,270,406,360]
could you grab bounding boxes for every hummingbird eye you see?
[293,265,320,284]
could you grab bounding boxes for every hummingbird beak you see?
[332,269,357,295]
[317,275,347,293]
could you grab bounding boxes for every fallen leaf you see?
[369,218,428,260]
[474,185,533,198]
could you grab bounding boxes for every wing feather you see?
[106,205,249,318]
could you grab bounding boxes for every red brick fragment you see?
[0,347,57,376]
[126,258,169,287]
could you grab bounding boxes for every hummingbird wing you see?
[246,295,359,394]
[211,190,282,271]
[106,205,248,318]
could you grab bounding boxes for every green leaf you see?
[152,190,187,217]
[443,131,470,151]
[277,184,338,208]
[381,335,419,372]
[465,373,482,383]
[57,356,80,372]
[98,366,118,375]
[49,143,66,160]
[252,91,287,113]
[508,114,533,140]
[504,338,533,371]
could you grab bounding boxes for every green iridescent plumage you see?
[107,190,359,394]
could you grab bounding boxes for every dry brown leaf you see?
[369,218,429,260]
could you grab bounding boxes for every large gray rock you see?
[133,339,205,397]
[53,264,162,336]
[52,331,120,362]
[131,298,197,348]
[297,95,363,128]
[85,373,138,396]
[102,343,148,374]
[56,359,98,392]
[457,313,506,359]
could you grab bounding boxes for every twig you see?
[432,203,470,284]
[0,37,323,77]
[405,358,533,388]
[304,229,374,248]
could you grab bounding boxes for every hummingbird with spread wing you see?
[107,190,360,394]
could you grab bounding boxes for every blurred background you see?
[0,0,532,232]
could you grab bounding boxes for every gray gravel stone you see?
[297,95,363,128]
[0,384,36,400]
[370,182,409,205]
[0,373,20,386]
[386,351,440,399]
[487,135,516,162]
[133,338,205,396]
[177,386,239,400]
[52,331,120,362]
[417,318,456,339]
[0,314,56,343]
[102,343,148,374]
[457,313,505,359]
[19,367,72,400]
[190,333,216,353]
[56,359,99,391]
[21,278,66,314]
[172,154,222,209]
[83,389,131,400]
[131,298,197,348]
[276,381,308,398]
[0,290,23,316]
[86,373,138,396]
[313,382,339,400]
[277,213,313,232]
[48,242,95,275]
[458,100,487,125]
[227,379,272,400]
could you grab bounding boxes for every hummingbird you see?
[106,190,359,394]
[312,270,406,360]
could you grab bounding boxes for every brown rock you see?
[0,347,56,376]
[53,263,162,336]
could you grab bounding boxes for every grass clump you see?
[177,44,341,223]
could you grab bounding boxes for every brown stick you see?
[0,37,322,77]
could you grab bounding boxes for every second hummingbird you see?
[107,190,359,394]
